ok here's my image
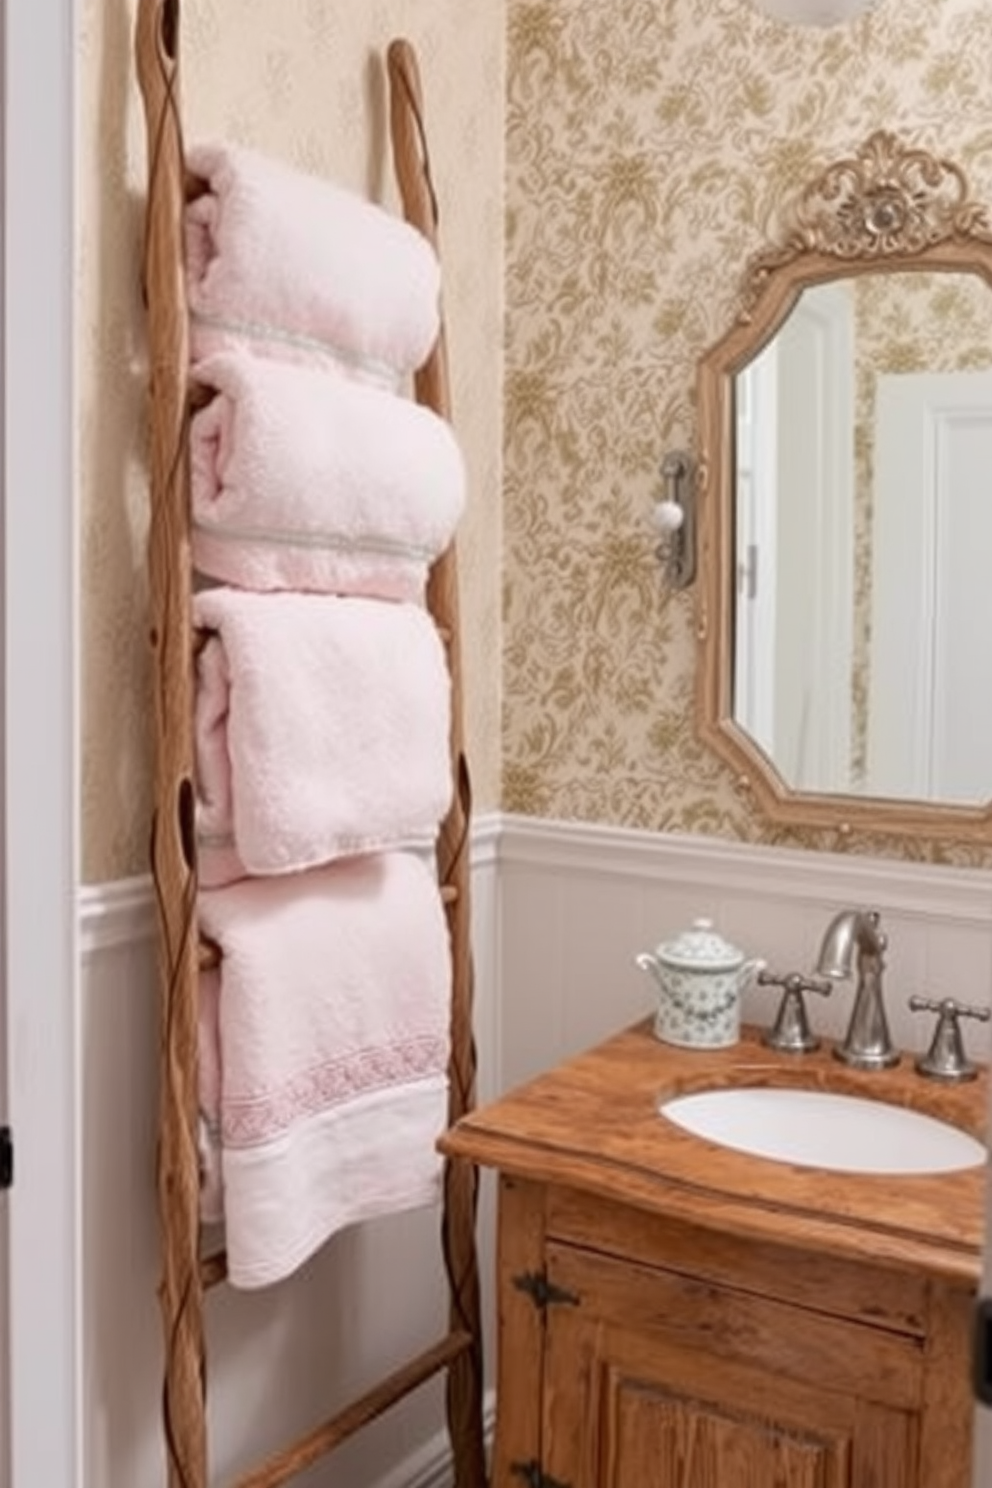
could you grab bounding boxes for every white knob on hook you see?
[653,499,684,533]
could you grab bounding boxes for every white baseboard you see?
[369,1392,496,1488]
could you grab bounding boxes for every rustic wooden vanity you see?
[441,1023,987,1488]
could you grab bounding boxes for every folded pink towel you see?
[189,351,465,602]
[185,142,440,384]
[196,853,451,1288]
[193,588,452,887]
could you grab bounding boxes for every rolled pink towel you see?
[190,351,465,602]
[185,142,440,383]
[193,588,452,887]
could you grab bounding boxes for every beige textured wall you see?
[503,0,992,866]
[79,0,504,883]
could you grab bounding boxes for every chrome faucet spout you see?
[815,908,899,1070]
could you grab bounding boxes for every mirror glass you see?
[731,269,992,806]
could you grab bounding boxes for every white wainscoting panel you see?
[78,821,499,1488]
[496,815,992,1488]
[75,814,992,1486]
[497,815,992,1089]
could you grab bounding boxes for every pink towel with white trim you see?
[185,142,440,384]
[190,351,465,602]
[196,853,451,1288]
[193,588,452,887]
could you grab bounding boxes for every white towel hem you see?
[221,1074,449,1289]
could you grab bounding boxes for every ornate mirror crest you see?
[695,133,992,844]
[739,131,992,320]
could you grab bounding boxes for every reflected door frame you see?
[868,368,992,802]
[734,333,778,758]
[735,281,854,792]
[2,4,79,1487]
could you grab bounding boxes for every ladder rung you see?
[226,1330,472,1488]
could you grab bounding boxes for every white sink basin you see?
[659,1087,986,1175]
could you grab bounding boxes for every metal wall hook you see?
[653,450,696,589]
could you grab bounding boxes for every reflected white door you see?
[735,283,854,791]
[868,371,992,802]
[734,335,779,759]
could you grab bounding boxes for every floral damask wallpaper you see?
[502,0,992,865]
[81,0,992,880]
[78,0,504,881]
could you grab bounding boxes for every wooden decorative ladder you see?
[135,3,487,1483]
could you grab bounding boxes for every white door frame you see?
[734,282,854,792]
[3,3,79,1486]
[868,369,992,802]
[734,342,779,760]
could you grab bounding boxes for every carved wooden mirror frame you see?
[696,130,992,842]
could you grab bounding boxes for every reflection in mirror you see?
[696,131,992,839]
[732,271,992,806]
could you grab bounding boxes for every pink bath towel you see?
[197,971,224,1225]
[190,351,465,602]
[196,853,451,1288]
[185,142,440,383]
[193,588,452,887]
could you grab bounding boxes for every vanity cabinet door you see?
[538,1243,921,1488]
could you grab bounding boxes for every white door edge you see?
[3,3,80,1487]
[869,370,992,801]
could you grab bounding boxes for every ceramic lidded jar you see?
[635,918,762,1050]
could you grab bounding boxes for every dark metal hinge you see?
[511,1460,571,1488]
[0,1127,12,1190]
[512,1268,580,1312]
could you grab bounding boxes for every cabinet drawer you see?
[546,1184,929,1336]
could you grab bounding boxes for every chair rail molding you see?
[78,811,503,952]
[497,814,992,923]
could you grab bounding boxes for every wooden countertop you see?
[441,1022,989,1285]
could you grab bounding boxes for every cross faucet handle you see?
[757,968,833,1054]
[908,995,991,1083]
